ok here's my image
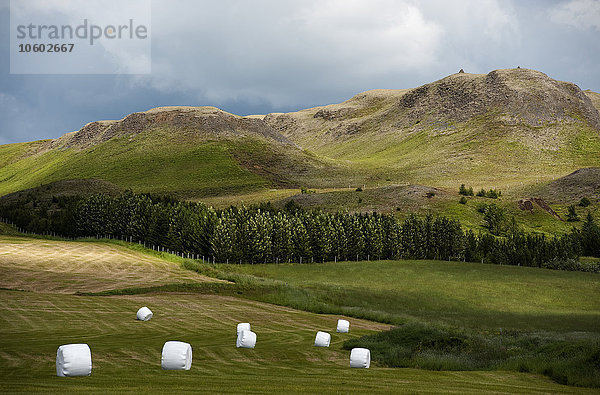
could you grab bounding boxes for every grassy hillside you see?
[1,236,596,392]
[0,130,358,199]
[3,290,586,394]
[0,235,219,293]
[0,133,264,198]
[265,70,600,189]
[0,105,361,198]
[213,260,600,333]
[532,168,600,204]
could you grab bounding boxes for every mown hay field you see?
[0,236,596,393]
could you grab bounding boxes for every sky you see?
[1,0,599,145]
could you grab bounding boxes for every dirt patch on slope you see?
[530,198,564,221]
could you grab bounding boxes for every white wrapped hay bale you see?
[314,331,331,347]
[350,348,370,368]
[136,306,153,321]
[56,343,92,377]
[237,322,251,336]
[236,330,257,348]
[161,341,192,370]
[337,319,350,333]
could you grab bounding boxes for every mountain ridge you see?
[2,68,600,199]
[263,68,600,149]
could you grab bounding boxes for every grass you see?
[211,260,600,333]
[2,238,591,392]
[0,129,364,199]
[344,323,600,387]
[0,131,271,198]
[2,291,586,393]
[196,259,600,388]
[0,235,220,293]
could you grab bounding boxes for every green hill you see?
[264,68,600,189]
[1,235,598,391]
[0,107,355,199]
[1,69,600,219]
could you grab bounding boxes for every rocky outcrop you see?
[386,68,600,129]
[45,107,296,151]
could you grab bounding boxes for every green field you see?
[3,291,587,394]
[0,234,598,392]
[0,235,599,393]
[213,260,600,332]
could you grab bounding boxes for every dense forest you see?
[1,190,599,271]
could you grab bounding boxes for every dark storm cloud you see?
[1,0,599,144]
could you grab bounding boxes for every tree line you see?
[1,190,599,269]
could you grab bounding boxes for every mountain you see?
[264,68,600,188]
[1,68,600,201]
[0,106,352,198]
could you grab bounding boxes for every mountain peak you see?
[45,105,295,151]
[391,68,600,129]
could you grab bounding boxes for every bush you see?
[458,185,475,196]
[459,197,467,205]
[486,189,501,199]
[579,197,591,207]
[542,257,600,273]
[343,324,600,387]
[426,191,436,198]
[566,205,579,222]
[476,188,487,197]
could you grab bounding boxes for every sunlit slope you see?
[0,236,220,293]
[0,107,353,198]
[0,133,266,197]
[265,69,600,188]
[1,291,583,393]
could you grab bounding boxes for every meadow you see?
[0,234,598,392]
[3,291,586,394]
[210,260,600,332]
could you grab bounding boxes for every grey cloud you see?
[1,0,599,145]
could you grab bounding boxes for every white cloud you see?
[550,0,600,30]
[418,0,519,46]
